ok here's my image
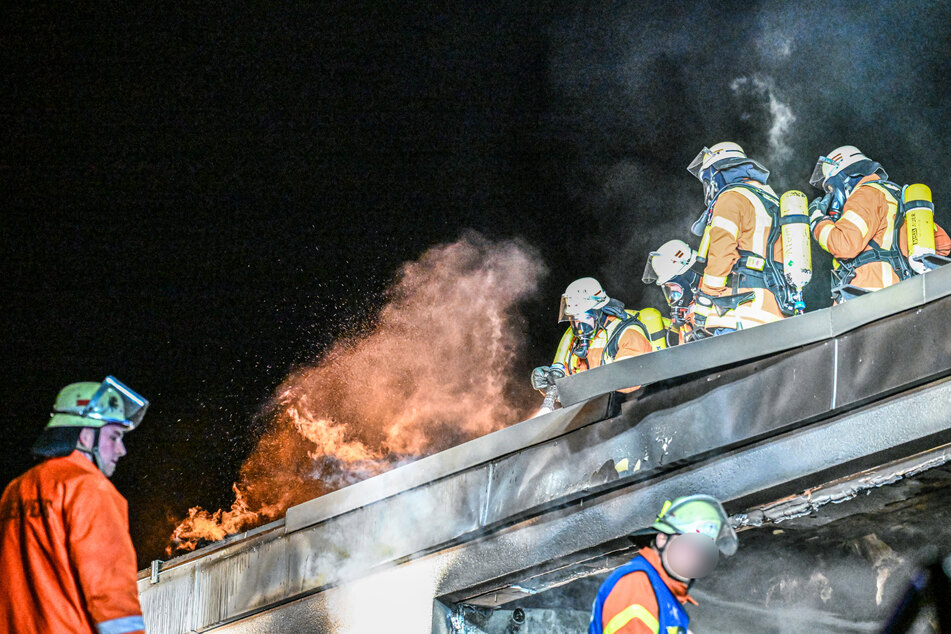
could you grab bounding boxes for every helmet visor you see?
[558,295,599,323]
[81,376,149,429]
[687,147,711,180]
[810,156,837,191]
[642,256,661,285]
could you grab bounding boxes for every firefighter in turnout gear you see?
[643,239,702,345]
[687,142,807,336]
[809,145,951,302]
[589,495,738,634]
[532,278,668,402]
[0,377,149,634]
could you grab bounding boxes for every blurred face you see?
[656,532,719,582]
[79,424,128,477]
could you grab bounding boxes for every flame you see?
[167,234,545,556]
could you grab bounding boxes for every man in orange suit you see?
[0,376,149,634]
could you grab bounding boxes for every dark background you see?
[3,2,950,567]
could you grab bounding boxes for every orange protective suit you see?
[813,174,951,293]
[0,451,145,634]
[598,547,696,634]
[698,181,787,330]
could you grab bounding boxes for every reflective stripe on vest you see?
[605,604,659,634]
[701,182,794,316]
[589,555,690,634]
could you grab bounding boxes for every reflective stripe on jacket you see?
[0,451,145,634]
[699,181,786,330]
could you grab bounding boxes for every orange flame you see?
[167,234,545,556]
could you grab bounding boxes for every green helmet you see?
[48,376,149,430]
[651,494,738,556]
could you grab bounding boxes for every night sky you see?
[3,2,950,567]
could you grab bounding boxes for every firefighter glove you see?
[531,364,565,392]
[808,193,833,231]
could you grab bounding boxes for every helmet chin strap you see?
[76,428,106,474]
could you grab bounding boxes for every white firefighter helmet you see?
[809,145,884,191]
[687,141,748,179]
[558,277,610,323]
[643,240,697,286]
[47,376,149,430]
[688,142,770,208]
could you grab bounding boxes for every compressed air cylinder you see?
[779,190,813,291]
[904,183,936,261]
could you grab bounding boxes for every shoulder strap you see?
[837,179,912,281]
[604,311,649,362]
[719,181,780,207]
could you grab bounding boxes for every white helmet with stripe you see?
[810,145,886,192]
[643,240,697,285]
[687,142,770,207]
[558,277,610,323]
[687,142,748,178]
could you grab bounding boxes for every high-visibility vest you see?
[589,554,690,634]
[553,308,667,374]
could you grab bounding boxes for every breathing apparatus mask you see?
[811,153,887,218]
[661,272,699,325]
[565,309,599,359]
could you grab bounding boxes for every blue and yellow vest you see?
[588,554,689,634]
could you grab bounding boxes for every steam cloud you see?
[168,233,546,553]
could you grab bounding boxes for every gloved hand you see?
[808,193,833,231]
[530,364,565,392]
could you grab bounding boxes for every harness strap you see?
[831,180,913,296]
[604,313,650,361]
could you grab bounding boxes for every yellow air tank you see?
[904,183,936,267]
[780,190,812,314]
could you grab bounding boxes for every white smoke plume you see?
[730,75,798,184]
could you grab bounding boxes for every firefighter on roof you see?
[808,145,951,303]
[687,142,808,336]
[531,277,668,405]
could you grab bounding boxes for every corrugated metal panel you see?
[138,563,195,633]
[193,537,289,629]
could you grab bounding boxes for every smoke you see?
[168,233,546,554]
[730,75,797,187]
